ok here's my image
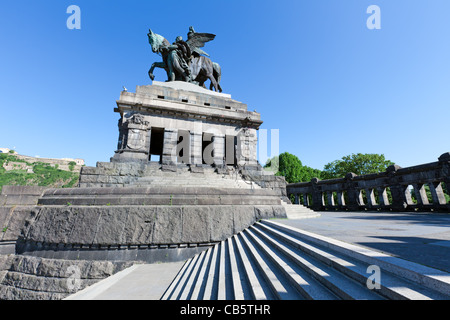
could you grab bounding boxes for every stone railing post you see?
[310,178,324,211]
[429,182,447,206]
[413,183,429,207]
[327,192,335,207]
[366,188,377,208]
[336,191,345,208]
[377,187,390,208]
[302,193,310,206]
[344,173,360,211]
[294,193,299,205]
[386,164,409,211]
[439,152,450,205]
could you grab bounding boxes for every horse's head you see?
[147,29,166,54]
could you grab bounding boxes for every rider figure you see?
[155,36,191,82]
[173,36,192,80]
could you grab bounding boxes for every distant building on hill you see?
[0,148,16,154]
[0,148,84,167]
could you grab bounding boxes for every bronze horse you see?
[147,29,222,92]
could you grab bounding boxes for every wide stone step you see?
[161,220,450,300]
[79,162,264,190]
[38,186,281,206]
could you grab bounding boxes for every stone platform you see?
[0,82,290,300]
[3,82,288,265]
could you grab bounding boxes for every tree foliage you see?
[264,152,322,184]
[322,153,395,180]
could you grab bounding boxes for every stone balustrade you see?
[287,153,450,212]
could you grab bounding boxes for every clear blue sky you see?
[1,0,449,170]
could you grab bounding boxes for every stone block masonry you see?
[0,254,133,300]
[112,82,261,168]
[0,81,288,300]
[11,204,284,263]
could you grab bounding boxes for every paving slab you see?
[274,211,450,273]
[65,261,185,300]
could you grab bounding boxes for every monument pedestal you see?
[112,81,262,168]
[20,82,287,263]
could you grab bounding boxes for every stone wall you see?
[0,202,136,300]
[9,154,84,173]
[287,152,450,212]
[19,204,283,250]
[0,255,133,300]
[0,186,47,206]
[240,165,290,203]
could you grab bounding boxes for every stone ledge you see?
[16,240,215,263]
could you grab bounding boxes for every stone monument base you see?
[3,82,288,265]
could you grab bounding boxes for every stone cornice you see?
[115,99,263,129]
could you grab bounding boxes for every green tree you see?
[265,152,322,184]
[322,153,395,179]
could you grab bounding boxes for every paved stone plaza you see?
[63,211,450,300]
[277,211,450,273]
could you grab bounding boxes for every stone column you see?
[247,129,258,167]
[161,128,178,169]
[213,134,225,168]
[190,132,203,166]
[116,118,126,151]
[377,187,390,207]
[310,178,324,211]
[438,153,450,207]
[344,173,360,211]
[302,193,309,206]
[390,185,409,211]
[413,184,429,207]
[356,190,365,206]
[236,128,258,168]
[294,193,299,205]
[336,191,345,207]
[327,192,335,207]
[112,114,150,162]
[365,189,377,208]
[404,187,414,205]
[176,130,190,164]
[429,182,447,206]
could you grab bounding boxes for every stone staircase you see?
[79,162,260,190]
[161,220,450,300]
[131,172,258,190]
[281,201,320,219]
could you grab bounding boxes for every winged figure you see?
[186,26,216,57]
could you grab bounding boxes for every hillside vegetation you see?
[0,153,80,192]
